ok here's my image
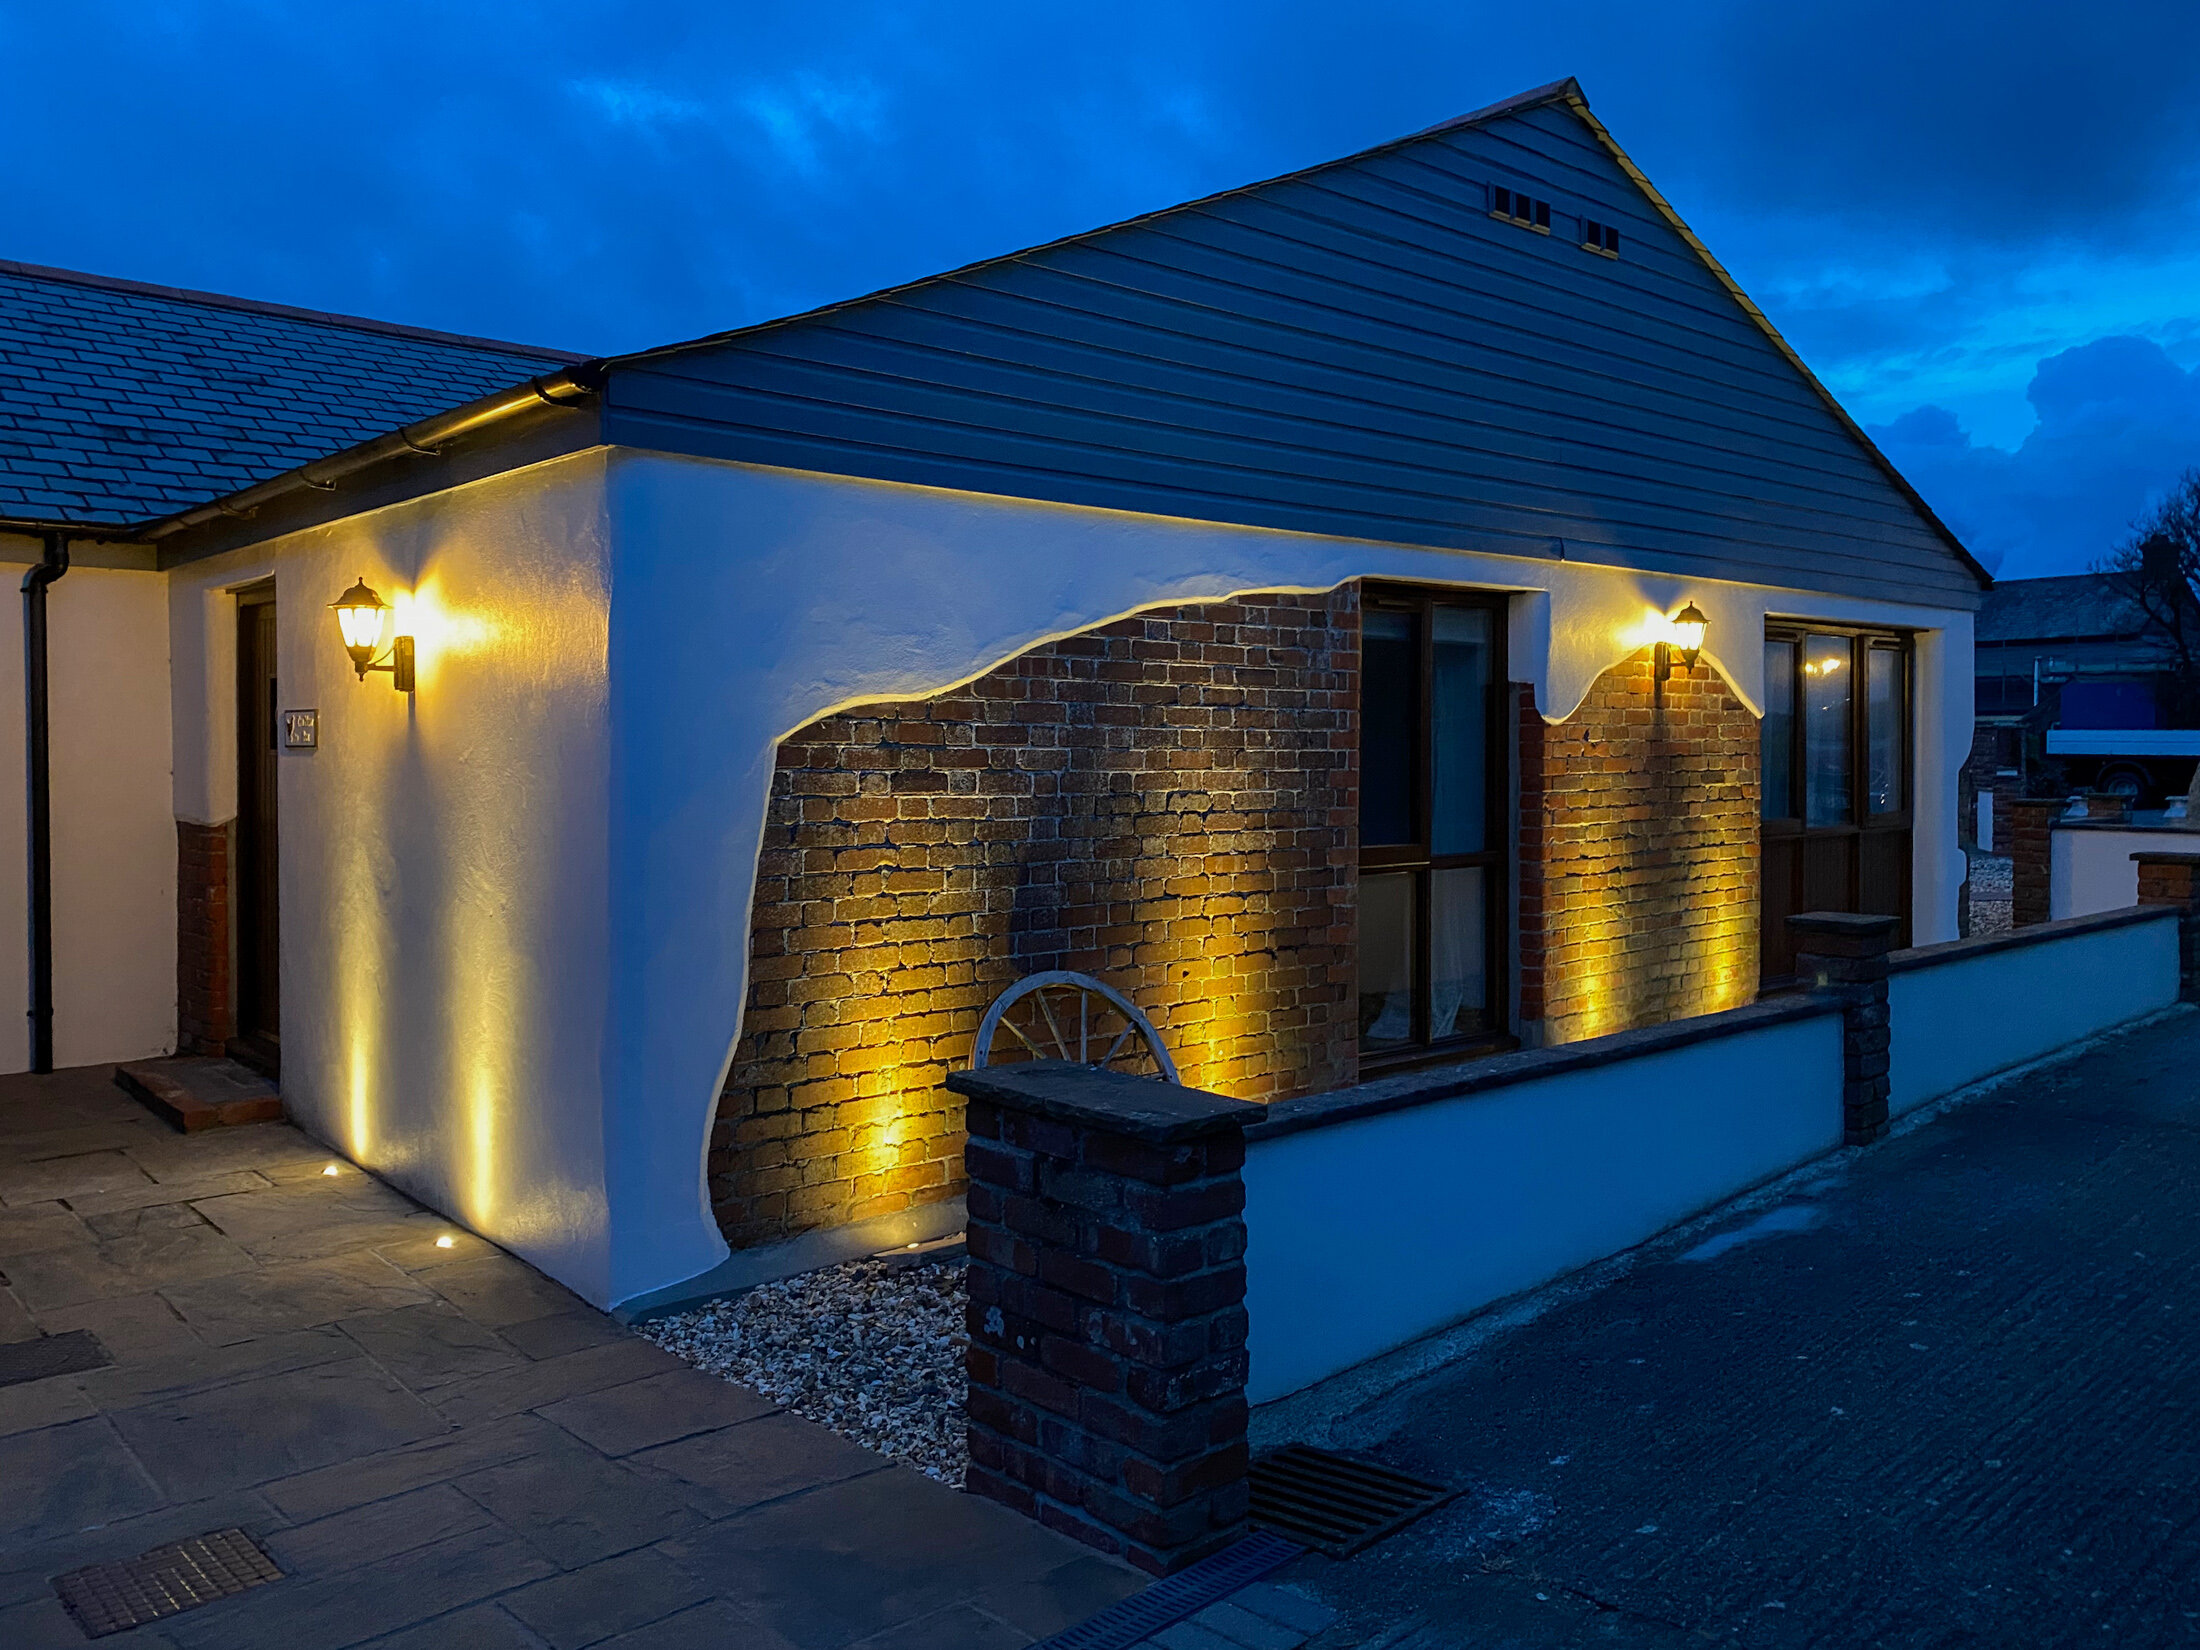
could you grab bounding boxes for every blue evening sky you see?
[4,1,2196,578]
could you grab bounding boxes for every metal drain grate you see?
[1250,1444,1455,1557]
[53,1528,282,1638]
[1033,1530,1302,1650]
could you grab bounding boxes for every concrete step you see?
[115,1057,283,1132]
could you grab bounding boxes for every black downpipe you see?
[22,531,68,1073]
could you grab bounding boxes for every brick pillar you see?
[2134,852,2200,1003]
[2003,799,2063,929]
[1788,912,1899,1146]
[2082,792,2132,823]
[946,1061,1261,1576]
[176,819,234,1055]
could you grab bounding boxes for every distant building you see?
[1967,553,2199,832]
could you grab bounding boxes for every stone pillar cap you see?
[1787,911,1901,938]
[2132,850,2200,863]
[946,1061,1263,1143]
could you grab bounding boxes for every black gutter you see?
[144,367,600,541]
[21,530,67,1072]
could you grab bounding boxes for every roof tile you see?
[0,265,577,527]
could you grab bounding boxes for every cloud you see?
[1872,337,2200,578]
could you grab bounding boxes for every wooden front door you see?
[234,589,281,1074]
[1760,624,1914,983]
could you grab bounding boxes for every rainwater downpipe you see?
[22,530,68,1072]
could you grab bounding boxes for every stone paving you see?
[0,1064,1144,1648]
[1276,1006,2200,1647]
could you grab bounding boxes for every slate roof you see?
[0,260,580,530]
[1975,573,2148,645]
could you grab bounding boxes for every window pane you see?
[1868,647,1905,813]
[1430,867,1487,1039]
[1803,635,1853,827]
[1431,607,1493,855]
[1360,610,1416,846]
[1359,871,1417,1052]
[1763,639,1795,818]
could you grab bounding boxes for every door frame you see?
[231,581,281,1077]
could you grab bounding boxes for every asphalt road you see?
[1281,1006,2200,1648]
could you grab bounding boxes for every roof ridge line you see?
[0,258,585,365]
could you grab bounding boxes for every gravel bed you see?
[640,1252,970,1485]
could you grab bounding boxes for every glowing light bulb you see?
[435,1234,456,1249]
[322,1164,341,1177]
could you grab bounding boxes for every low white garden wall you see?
[1886,906,2179,1117]
[1241,1001,1846,1402]
[2049,825,2189,920]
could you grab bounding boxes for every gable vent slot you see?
[1488,186,1552,234]
[1581,218,1621,258]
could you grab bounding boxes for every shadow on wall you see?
[708,590,1359,1254]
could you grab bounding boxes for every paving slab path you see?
[1274,1006,2200,1648]
[0,1064,1142,1648]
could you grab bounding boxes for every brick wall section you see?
[712,591,1358,1252]
[2003,799,2062,928]
[1788,911,1897,1145]
[950,1062,1260,1576]
[1517,652,1760,1045]
[176,820,233,1055]
[2134,852,2200,1002]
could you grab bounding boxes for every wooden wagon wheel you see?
[970,971,1180,1083]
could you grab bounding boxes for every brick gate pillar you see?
[2003,798,2064,928]
[1788,912,1900,1146]
[2134,852,2200,1003]
[946,1061,1261,1576]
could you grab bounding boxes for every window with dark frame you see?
[1357,588,1509,1062]
[1760,624,1913,983]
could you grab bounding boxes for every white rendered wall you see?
[0,560,175,1071]
[1239,1011,1847,1401]
[166,456,617,1302]
[1886,913,2179,1116]
[2048,826,2197,920]
[600,452,1975,1308]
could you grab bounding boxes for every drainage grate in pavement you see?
[0,1329,111,1388]
[52,1528,282,1638]
[1032,1530,1303,1650]
[1250,1444,1454,1557]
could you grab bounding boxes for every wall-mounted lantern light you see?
[331,576,414,692]
[1655,602,1708,684]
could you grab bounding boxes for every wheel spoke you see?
[1035,989,1070,1060]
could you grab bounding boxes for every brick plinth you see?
[1789,911,1898,1145]
[713,592,1356,1253]
[2003,799,2062,929]
[2134,852,2200,1002]
[176,819,233,1055]
[1517,654,1759,1045]
[947,1061,1260,1577]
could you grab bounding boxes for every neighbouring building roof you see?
[1975,573,2149,645]
[0,259,580,530]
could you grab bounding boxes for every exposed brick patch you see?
[1517,653,1759,1044]
[954,1070,1257,1577]
[1788,911,1897,1145]
[712,592,1359,1252]
[2003,799,2061,929]
[176,820,232,1055]
[2135,852,2200,1002]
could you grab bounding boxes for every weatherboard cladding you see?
[607,99,1976,607]
[0,264,573,527]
